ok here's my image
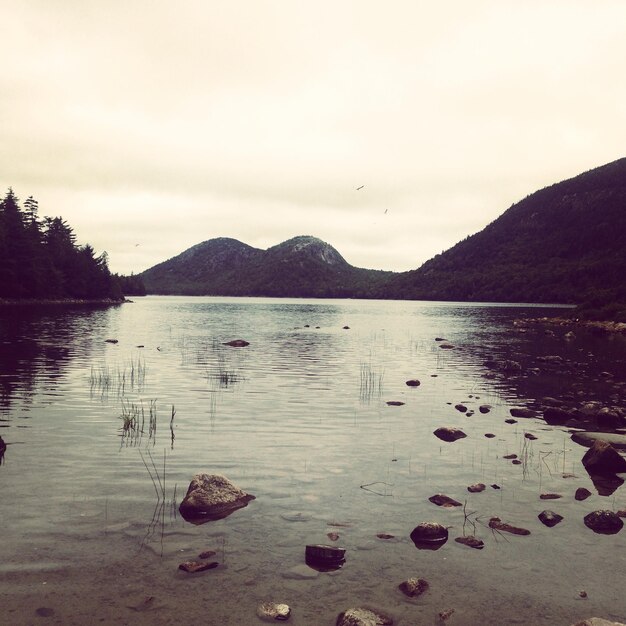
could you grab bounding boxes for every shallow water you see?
[1,296,625,625]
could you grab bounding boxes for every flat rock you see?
[540,493,562,500]
[510,408,537,418]
[376,533,395,540]
[538,510,563,527]
[179,474,255,523]
[336,608,393,626]
[433,427,467,442]
[583,510,624,535]
[525,433,538,440]
[398,577,429,597]
[405,379,420,387]
[454,536,484,549]
[386,401,405,406]
[429,494,462,508]
[505,418,517,424]
[467,483,486,493]
[581,440,626,475]
[223,339,249,347]
[571,432,626,450]
[484,433,496,438]
[488,517,530,535]
[439,343,455,349]
[503,454,518,460]
[178,560,219,573]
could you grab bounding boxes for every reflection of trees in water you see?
[0,305,115,412]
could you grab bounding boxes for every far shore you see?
[0,297,128,307]
[515,315,626,334]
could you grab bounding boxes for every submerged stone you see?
[488,517,530,536]
[256,602,291,622]
[336,608,393,626]
[540,493,562,500]
[398,577,429,597]
[223,339,249,347]
[386,401,405,406]
[178,560,219,573]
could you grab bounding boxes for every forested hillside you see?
[141,235,393,298]
[0,189,124,301]
[378,158,626,318]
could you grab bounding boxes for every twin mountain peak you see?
[141,158,626,304]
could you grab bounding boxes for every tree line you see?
[0,188,145,300]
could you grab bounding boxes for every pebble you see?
[178,560,219,573]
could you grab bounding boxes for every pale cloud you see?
[1,1,625,274]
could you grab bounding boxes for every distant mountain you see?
[140,235,394,297]
[378,158,626,309]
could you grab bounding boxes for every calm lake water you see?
[1,296,625,626]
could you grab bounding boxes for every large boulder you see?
[583,510,624,535]
[433,427,467,442]
[581,440,626,475]
[179,474,255,523]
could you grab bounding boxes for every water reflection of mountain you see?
[430,305,625,404]
[0,305,116,413]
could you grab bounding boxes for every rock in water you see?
[510,408,536,418]
[223,339,249,347]
[488,517,530,535]
[454,536,485,549]
[179,474,255,523]
[467,483,486,493]
[178,560,219,573]
[429,494,462,508]
[405,379,421,387]
[336,608,393,626]
[256,602,291,622]
[540,493,562,500]
[398,577,429,597]
[575,487,592,501]
[410,523,448,550]
[583,510,624,535]
[538,510,563,527]
[479,405,492,414]
[433,427,467,442]
[581,440,626,475]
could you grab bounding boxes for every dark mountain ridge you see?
[141,158,626,314]
[379,158,626,308]
[141,235,393,298]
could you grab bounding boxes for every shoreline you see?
[515,315,626,335]
[0,297,129,307]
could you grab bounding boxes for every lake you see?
[1,296,625,625]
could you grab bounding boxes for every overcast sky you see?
[1,1,625,275]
